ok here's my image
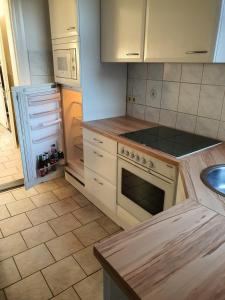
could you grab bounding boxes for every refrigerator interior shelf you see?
[31,119,62,131]
[29,108,61,119]
[32,131,61,144]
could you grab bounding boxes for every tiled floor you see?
[0,126,23,186]
[0,177,121,300]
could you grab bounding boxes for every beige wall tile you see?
[51,198,80,216]
[14,244,54,277]
[181,64,203,84]
[196,117,219,138]
[73,222,108,247]
[145,107,160,123]
[46,232,83,261]
[6,198,35,216]
[146,80,162,108]
[5,272,52,300]
[0,233,27,261]
[42,256,86,296]
[132,104,145,120]
[21,222,56,248]
[159,109,177,128]
[31,191,58,207]
[48,213,81,236]
[74,270,103,300]
[161,81,180,111]
[27,205,57,225]
[202,64,225,85]
[178,83,200,115]
[176,113,197,133]
[72,205,103,225]
[147,63,164,80]
[163,63,181,82]
[0,258,21,289]
[0,214,32,237]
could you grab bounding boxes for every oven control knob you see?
[148,161,154,168]
[120,147,125,154]
[135,155,140,162]
[141,158,147,165]
[130,153,135,159]
[125,150,130,156]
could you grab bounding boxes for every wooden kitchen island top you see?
[83,116,225,300]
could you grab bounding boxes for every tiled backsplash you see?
[127,63,225,140]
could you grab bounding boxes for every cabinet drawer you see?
[83,128,117,155]
[85,168,116,212]
[84,142,117,185]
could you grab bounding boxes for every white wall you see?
[21,0,54,85]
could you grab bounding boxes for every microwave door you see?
[12,83,65,189]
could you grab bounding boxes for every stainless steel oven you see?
[117,144,177,222]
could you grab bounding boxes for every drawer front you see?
[83,128,117,155]
[85,168,116,212]
[84,142,117,185]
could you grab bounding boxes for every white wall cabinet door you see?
[101,0,147,62]
[48,0,78,39]
[144,0,221,62]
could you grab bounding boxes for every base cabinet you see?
[103,270,129,300]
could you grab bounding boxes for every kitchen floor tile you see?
[51,287,80,300]
[6,198,35,216]
[35,181,59,193]
[46,232,83,261]
[0,290,6,300]
[73,205,103,225]
[48,213,81,236]
[73,222,108,246]
[73,245,101,275]
[0,205,10,221]
[5,272,52,300]
[26,205,57,225]
[53,186,79,200]
[14,244,54,277]
[11,187,38,201]
[53,177,70,188]
[0,213,32,237]
[96,216,121,234]
[74,270,103,300]
[72,193,90,207]
[0,233,27,261]
[31,191,58,207]
[42,256,86,296]
[21,222,56,248]
[0,192,15,205]
[0,258,21,289]
[51,198,80,216]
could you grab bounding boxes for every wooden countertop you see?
[83,116,225,300]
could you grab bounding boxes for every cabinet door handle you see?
[126,53,139,56]
[67,26,76,31]
[93,138,103,144]
[185,50,208,54]
[94,178,103,186]
[93,151,103,158]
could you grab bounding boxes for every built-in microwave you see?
[52,38,80,87]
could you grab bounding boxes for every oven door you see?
[117,158,175,222]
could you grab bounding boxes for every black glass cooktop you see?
[120,126,221,158]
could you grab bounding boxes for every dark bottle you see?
[45,153,51,172]
[58,151,64,160]
[38,155,45,177]
[43,154,48,175]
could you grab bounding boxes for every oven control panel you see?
[118,144,177,180]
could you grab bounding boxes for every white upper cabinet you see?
[101,0,147,62]
[48,0,78,39]
[144,0,222,63]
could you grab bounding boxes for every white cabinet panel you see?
[145,0,221,62]
[48,0,78,39]
[101,0,146,62]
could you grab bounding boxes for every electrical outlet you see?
[133,97,136,103]
[127,96,132,102]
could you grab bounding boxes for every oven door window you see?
[53,50,71,78]
[121,168,165,215]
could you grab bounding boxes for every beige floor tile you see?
[21,222,56,248]
[27,205,57,225]
[53,186,78,200]
[53,177,70,188]
[48,213,81,236]
[42,256,86,296]
[0,213,32,237]
[73,222,108,247]
[31,191,58,207]
[35,181,59,193]
[51,198,80,216]
[0,233,27,261]
[11,187,38,201]
[0,205,10,221]
[73,205,103,225]
[73,245,101,275]
[6,198,35,216]
[96,216,121,234]
[14,244,54,277]
[0,192,15,205]
[52,287,80,300]
[74,270,103,300]
[0,290,6,300]
[46,232,83,261]
[0,230,2,238]
[5,272,52,300]
[72,193,90,207]
[0,258,21,289]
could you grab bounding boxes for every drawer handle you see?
[126,53,139,56]
[93,138,103,144]
[94,178,103,186]
[185,50,208,54]
[93,151,103,158]
[67,26,76,31]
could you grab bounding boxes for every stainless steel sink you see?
[200,165,225,197]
